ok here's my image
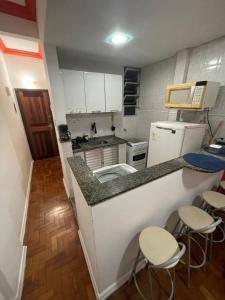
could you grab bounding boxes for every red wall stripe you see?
[0,38,42,59]
[0,0,36,21]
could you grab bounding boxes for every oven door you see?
[131,150,147,167]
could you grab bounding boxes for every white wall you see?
[67,113,113,138]
[181,37,225,140]
[136,56,176,140]
[44,44,67,125]
[57,47,123,75]
[0,52,32,299]
[137,36,225,142]
[0,13,38,39]
[3,54,48,89]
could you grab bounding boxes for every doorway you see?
[16,89,59,160]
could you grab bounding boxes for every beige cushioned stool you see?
[202,190,225,245]
[130,226,185,300]
[177,205,221,288]
[139,226,179,268]
[202,191,225,209]
[220,181,225,190]
[178,205,215,234]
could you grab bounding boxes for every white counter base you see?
[71,167,223,300]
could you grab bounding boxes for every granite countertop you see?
[59,138,71,143]
[73,135,127,153]
[67,150,225,206]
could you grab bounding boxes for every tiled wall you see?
[67,112,138,140]
[137,37,225,142]
[66,113,113,138]
[136,56,176,140]
[182,37,225,140]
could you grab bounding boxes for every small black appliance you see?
[58,124,71,142]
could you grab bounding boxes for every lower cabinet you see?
[85,148,102,171]
[74,144,127,171]
[60,141,74,198]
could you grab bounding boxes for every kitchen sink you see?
[93,164,137,183]
[91,139,109,145]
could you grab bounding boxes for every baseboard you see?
[63,177,70,199]
[97,261,145,300]
[20,160,33,245]
[78,230,144,300]
[11,246,27,300]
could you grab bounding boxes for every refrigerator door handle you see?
[156,126,176,133]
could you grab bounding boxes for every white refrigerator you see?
[147,121,206,167]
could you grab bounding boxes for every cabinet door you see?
[61,69,86,114]
[103,146,118,166]
[84,72,105,113]
[105,74,123,112]
[85,149,102,170]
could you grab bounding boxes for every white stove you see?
[126,138,148,170]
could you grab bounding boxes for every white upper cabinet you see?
[105,74,123,112]
[61,69,86,114]
[84,72,105,113]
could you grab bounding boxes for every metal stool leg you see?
[187,232,191,288]
[129,249,142,284]
[148,266,154,300]
[209,233,213,259]
[172,268,176,300]
[203,233,208,271]
[187,231,208,287]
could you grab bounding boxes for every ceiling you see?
[45,0,225,67]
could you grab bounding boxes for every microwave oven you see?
[165,81,220,109]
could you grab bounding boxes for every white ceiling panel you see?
[45,0,225,67]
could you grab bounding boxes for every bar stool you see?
[177,205,222,288]
[130,226,186,300]
[219,181,225,193]
[202,191,225,243]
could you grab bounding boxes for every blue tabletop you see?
[183,153,225,172]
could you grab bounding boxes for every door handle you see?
[48,123,53,130]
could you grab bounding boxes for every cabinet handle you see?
[110,110,119,112]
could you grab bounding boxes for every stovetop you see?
[71,139,81,150]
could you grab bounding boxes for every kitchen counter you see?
[72,135,127,153]
[67,150,225,206]
[68,150,223,299]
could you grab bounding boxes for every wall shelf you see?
[123,66,141,116]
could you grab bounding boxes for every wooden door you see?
[16,89,59,160]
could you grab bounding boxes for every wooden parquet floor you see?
[22,157,96,300]
[22,157,225,300]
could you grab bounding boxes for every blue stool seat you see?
[183,153,225,172]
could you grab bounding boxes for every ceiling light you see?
[105,32,133,46]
